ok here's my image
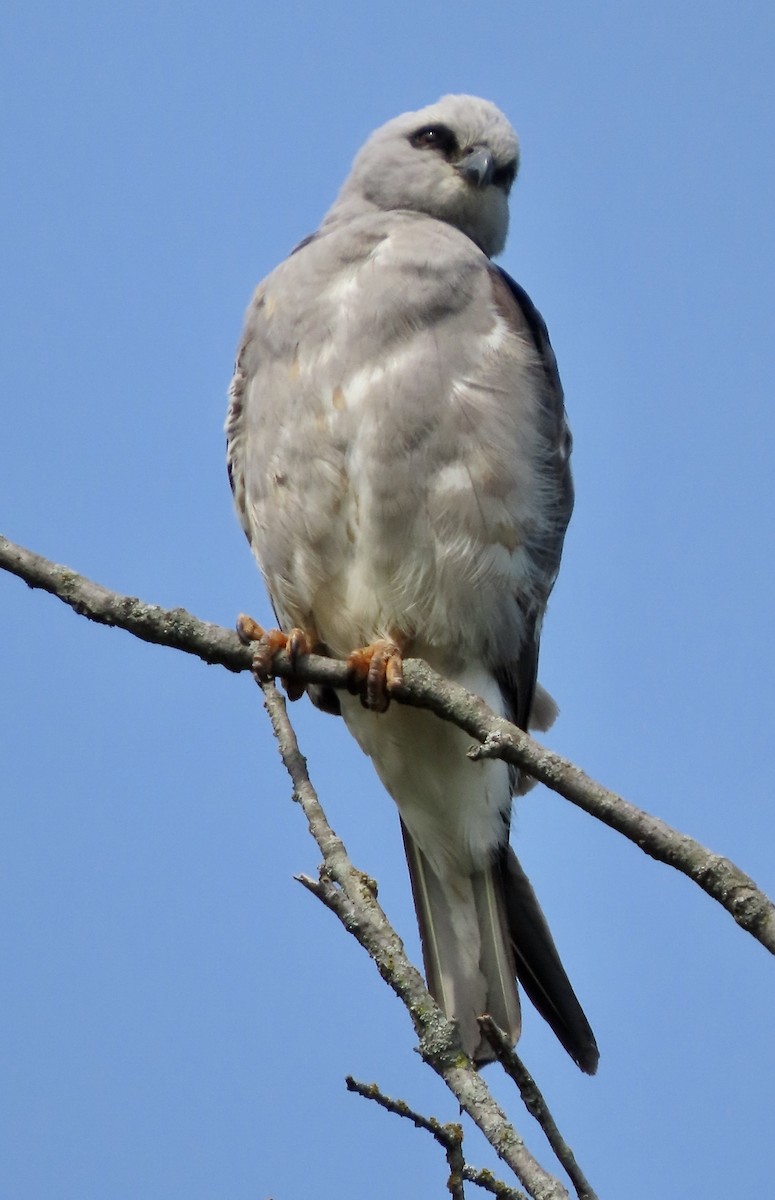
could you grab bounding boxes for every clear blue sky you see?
[2,2,774,1196]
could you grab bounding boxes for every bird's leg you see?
[236,613,314,701]
[346,632,407,713]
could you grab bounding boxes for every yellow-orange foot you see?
[346,638,405,713]
[236,614,313,701]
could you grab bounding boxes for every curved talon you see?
[286,626,312,663]
[250,628,289,678]
[284,627,313,700]
[237,613,266,646]
[236,614,313,701]
[346,638,405,712]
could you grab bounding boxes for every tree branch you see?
[262,680,568,1200]
[257,686,568,1200]
[2,531,773,957]
[479,1019,597,1200]
[345,1075,525,1200]
[346,1076,470,1200]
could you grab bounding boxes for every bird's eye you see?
[409,124,459,158]
[492,160,517,193]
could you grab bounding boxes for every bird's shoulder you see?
[234,211,508,381]
[281,208,489,286]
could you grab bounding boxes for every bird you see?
[226,94,598,1072]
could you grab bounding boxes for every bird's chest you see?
[257,346,445,648]
[244,246,543,657]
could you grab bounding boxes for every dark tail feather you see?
[400,822,598,1073]
[500,847,599,1074]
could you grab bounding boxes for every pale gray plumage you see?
[226,95,598,1071]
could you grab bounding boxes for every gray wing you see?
[485,270,598,1072]
[489,266,574,733]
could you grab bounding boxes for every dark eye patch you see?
[492,160,517,193]
[408,123,459,158]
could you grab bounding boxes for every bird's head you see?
[327,95,520,258]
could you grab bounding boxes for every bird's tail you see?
[402,821,519,1063]
[402,823,598,1072]
[500,847,599,1073]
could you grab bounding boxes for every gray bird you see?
[226,94,598,1072]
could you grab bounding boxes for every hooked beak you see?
[455,144,495,188]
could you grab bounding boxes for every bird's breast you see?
[238,222,551,663]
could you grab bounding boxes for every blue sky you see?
[1,2,774,1196]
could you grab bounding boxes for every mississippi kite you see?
[226,95,598,1072]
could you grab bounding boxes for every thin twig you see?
[480,1019,597,1200]
[2,531,773,957]
[346,1076,470,1200]
[460,1169,529,1200]
[261,680,567,1200]
[346,1076,525,1200]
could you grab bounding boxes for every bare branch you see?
[462,1169,531,1200]
[2,531,774,957]
[0,533,250,670]
[346,1075,525,1200]
[261,680,567,1200]
[479,1019,597,1200]
[346,1076,471,1200]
